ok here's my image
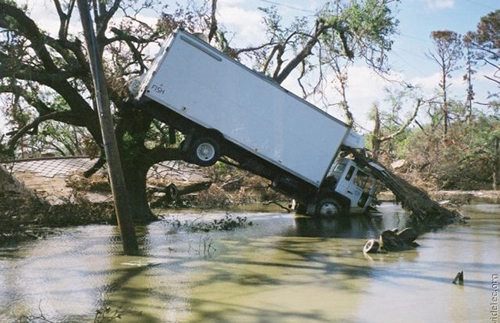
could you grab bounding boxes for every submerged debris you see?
[363,239,380,253]
[452,271,464,285]
[163,213,253,233]
[363,227,419,254]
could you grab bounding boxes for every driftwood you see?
[176,181,212,196]
[347,147,464,232]
[149,181,212,203]
[364,227,420,253]
[380,229,418,251]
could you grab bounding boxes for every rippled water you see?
[0,203,499,322]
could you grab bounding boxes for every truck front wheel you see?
[316,198,342,217]
[189,136,220,166]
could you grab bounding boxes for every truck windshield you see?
[330,162,346,180]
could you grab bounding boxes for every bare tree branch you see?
[0,3,58,72]
[53,0,76,41]
[8,111,80,148]
[379,99,422,142]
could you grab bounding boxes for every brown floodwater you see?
[0,203,499,322]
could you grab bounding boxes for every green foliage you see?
[465,10,500,60]
[250,0,400,81]
[344,0,398,47]
[0,139,12,160]
[259,6,284,38]
[322,0,399,68]
[158,1,213,35]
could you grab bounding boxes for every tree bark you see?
[371,104,381,161]
[123,163,156,223]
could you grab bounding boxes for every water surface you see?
[0,203,498,322]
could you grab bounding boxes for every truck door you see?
[353,170,373,208]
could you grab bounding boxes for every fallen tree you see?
[347,147,465,232]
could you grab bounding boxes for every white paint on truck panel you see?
[141,30,351,186]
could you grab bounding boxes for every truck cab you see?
[298,157,377,217]
[330,158,377,210]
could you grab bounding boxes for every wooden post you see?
[77,0,139,255]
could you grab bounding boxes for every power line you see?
[463,0,498,10]
[258,0,316,13]
[399,32,430,43]
[389,49,430,78]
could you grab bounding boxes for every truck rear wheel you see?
[188,136,220,166]
[316,198,342,217]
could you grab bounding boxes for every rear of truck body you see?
[134,29,377,216]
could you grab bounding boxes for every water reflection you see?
[0,203,498,323]
[292,203,410,239]
[293,214,382,239]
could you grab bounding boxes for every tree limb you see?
[7,111,80,148]
[53,0,76,41]
[275,21,351,84]
[110,27,147,73]
[207,0,218,42]
[379,99,422,142]
[0,3,59,72]
[96,0,122,44]
[83,153,106,177]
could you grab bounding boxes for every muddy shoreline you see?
[2,185,499,245]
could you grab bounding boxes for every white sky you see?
[1,0,499,133]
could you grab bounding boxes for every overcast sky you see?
[1,0,499,132]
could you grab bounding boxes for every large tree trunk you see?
[120,144,187,223]
[123,163,156,223]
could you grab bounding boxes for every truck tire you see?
[315,198,342,217]
[363,239,380,253]
[188,136,220,166]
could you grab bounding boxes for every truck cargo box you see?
[136,30,356,187]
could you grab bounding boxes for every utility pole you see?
[77,0,139,255]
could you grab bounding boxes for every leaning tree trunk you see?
[346,147,464,232]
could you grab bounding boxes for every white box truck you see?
[133,29,378,216]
